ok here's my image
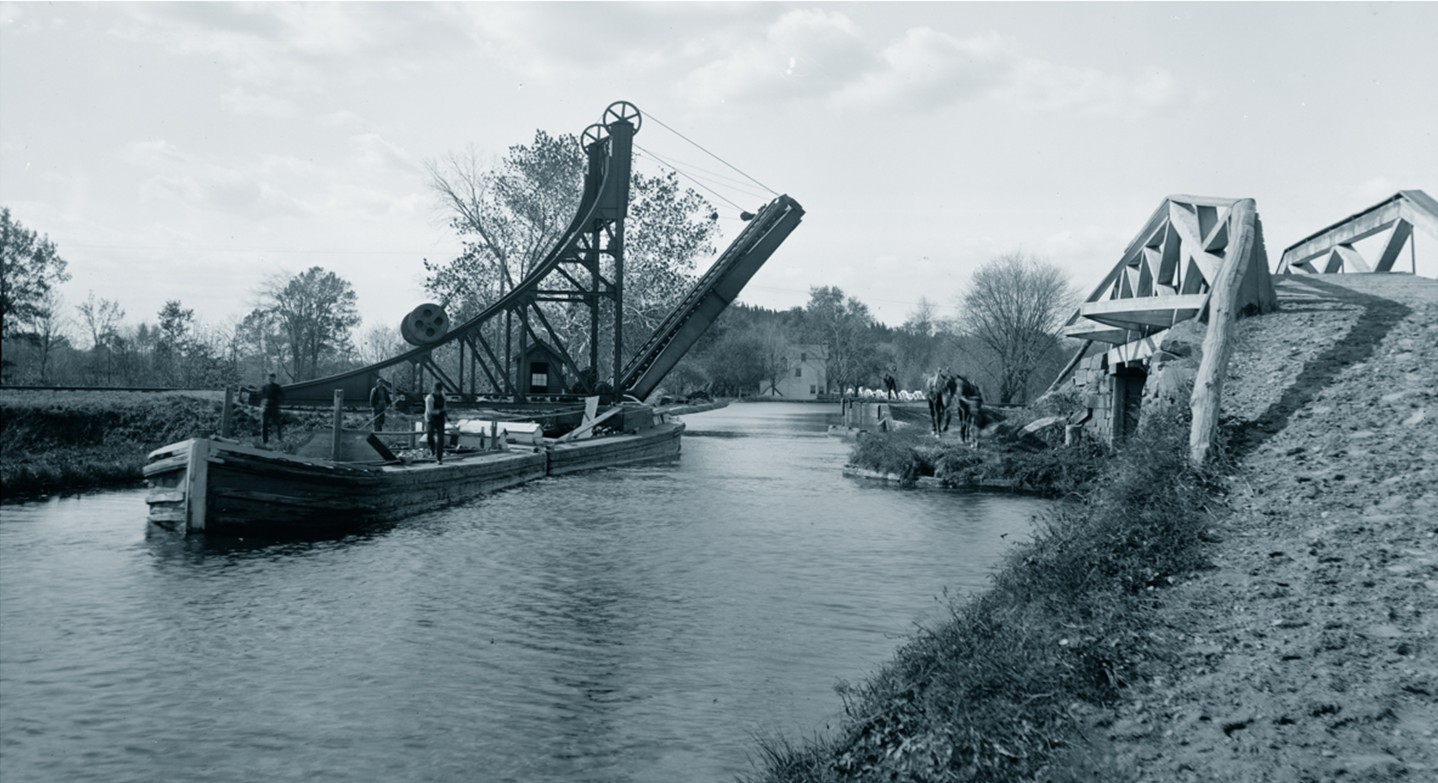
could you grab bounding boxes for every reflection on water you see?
[0,402,1049,783]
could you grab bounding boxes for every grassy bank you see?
[750,408,1224,781]
[0,390,342,499]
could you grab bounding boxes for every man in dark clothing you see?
[424,382,447,463]
[259,373,284,444]
[883,373,898,399]
[369,378,392,432]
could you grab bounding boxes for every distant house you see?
[757,344,828,400]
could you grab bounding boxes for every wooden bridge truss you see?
[1061,194,1279,370]
[1277,189,1437,275]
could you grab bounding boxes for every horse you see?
[925,371,957,436]
[953,375,984,447]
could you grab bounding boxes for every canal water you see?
[0,402,1048,783]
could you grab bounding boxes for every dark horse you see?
[925,371,957,436]
[953,375,984,447]
[926,370,984,446]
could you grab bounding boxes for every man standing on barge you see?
[425,382,447,463]
[259,372,284,445]
[370,377,392,432]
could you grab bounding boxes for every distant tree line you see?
[2,207,386,388]
[671,253,1076,405]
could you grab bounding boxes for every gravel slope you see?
[1100,274,1438,781]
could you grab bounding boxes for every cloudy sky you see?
[3,2,1435,339]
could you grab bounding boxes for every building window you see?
[529,361,549,393]
[810,384,817,395]
[795,367,803,378]
[800,352,807,362]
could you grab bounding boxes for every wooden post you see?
[1189,199,1257,466]
[331,389,345,461]
[183,439,210,534]
[220,386,234,438]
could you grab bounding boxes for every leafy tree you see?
[959,253,1073,404]
[804,286,880,394]
[1,207,71,340]
[256,267,361,381]
[702,328,766,396]
[154,300,196,385]
[425,130,719,374]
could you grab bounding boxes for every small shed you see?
[521,341,567,395]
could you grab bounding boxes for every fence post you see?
[331,389,344,461]
[220,386,234,438]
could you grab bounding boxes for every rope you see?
[643,110,778,197]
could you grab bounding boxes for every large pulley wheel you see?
[581,122,608,151]
[603,101,642,133]
[401,303,450,346]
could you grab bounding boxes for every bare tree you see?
[78,291,125,384]
[959,253,1073,404]
[358,323,406,367]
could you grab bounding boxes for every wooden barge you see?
[144,415,685,536]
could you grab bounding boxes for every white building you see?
[757,344,828,400]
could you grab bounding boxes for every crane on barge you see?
[279,102,804,419]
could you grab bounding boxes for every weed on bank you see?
[751,408,1222,782]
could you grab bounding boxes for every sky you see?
[3,1,1436,342]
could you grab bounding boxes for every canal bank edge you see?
[750,274,1438,781]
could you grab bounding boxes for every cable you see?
[633,145,747,214]
[643,110,778,197]
[633,149,771,194]
[633,148,768,203]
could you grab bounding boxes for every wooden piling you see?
[220,386,234,438]
[1189,198,1257,466]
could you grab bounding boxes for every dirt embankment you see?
[1097,274,1438,781]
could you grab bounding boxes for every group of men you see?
[254,374,450,462]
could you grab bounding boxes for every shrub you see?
[848,428,936,485]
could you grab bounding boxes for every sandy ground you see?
[1094,274,1438,781]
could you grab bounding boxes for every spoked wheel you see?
[580,122,609,150]
[602,100,642,133]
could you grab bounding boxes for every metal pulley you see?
[400,303,450,346]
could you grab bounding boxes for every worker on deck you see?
[424,382,447,464]
[369,378,392,432]
[259,372,284,445]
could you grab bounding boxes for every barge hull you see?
[144,421,684,535]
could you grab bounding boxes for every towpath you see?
[1100,274,1438,781]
